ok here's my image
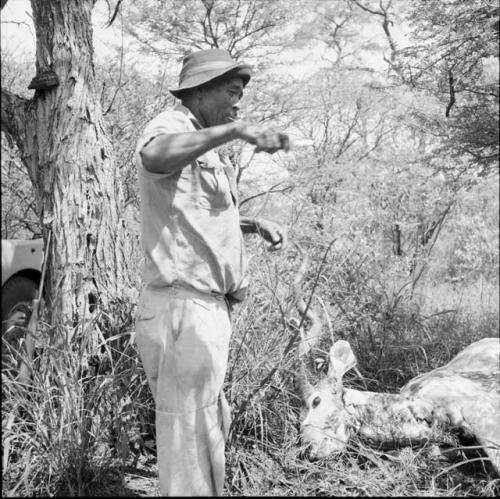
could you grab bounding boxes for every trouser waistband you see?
[145,284,227,303]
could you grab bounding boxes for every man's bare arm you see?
[140,121,290,174]
[140,122,240,174]
[240,216,287,250]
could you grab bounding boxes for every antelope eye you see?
[312,396,321,408]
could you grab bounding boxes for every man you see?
[134,49,290,496]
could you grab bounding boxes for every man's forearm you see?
[239,216,259,234]
[240,217,287,249]
[140,122,241,174]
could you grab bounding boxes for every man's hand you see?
[240,217,287,250]
[236,122,290,154]
[255,219,288,251]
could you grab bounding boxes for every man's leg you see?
[135,287,231,496]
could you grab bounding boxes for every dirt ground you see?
[107,455,159,497]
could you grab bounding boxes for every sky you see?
[1,0,35,59]
[1,0,124,62]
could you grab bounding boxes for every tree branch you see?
[104,0,123,28]
[103,8,125,116]
[350,0,381,16]
[1,88,30,149]
[351,0,397,62]
[334,104,361,159]
[445,69,456,118]
[239,183,293,207]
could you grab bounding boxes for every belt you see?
[146,283,226,303]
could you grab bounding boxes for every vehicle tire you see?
[1,276,39,377]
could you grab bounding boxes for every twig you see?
[104,0,123,28]
[239,183,293,207]
[18,230,52,384]
[228,238,336,439]
[432,456,496,482]
[103,5,125,116]
[314,294,334,344]
[445,69,456,117]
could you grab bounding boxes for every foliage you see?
[393,0,499,177]
[1,45,39,239]
[430,178,499,282]
[1,299,153,497]
[123,0,292,59]
[224,230,499,496]
[94,53,175,228]
[1,136,40,239]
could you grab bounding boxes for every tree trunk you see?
[391,223,402,256]
[1,0,133,339]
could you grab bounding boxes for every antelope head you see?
[297,340,358,459]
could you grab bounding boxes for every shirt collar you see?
[174,103,202,130]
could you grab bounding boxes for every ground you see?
[88,455,159,497]
[122,462,159,497]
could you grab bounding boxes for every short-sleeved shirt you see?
[135,104,248,301]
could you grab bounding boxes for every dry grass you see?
[416,276,499,322]
[1,236,498,496]
[1,301,154,497]
[222,239,500,496]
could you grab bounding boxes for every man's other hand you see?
[255,219,288,251]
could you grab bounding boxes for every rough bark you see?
[1,0,133,338]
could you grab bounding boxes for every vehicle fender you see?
[1,239,44,287]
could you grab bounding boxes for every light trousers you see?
[135,285,232,496]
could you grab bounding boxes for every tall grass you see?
[1,300,153,497]
[2,233,498,496]
[223,234,500,496]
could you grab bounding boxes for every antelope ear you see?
[327,340,357,381]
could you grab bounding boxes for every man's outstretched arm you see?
[140,121,290,174]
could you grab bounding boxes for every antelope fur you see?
[288,245,499,472]
[343,388,437,448]
[298,337,500,473]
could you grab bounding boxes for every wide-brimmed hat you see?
[169,49,252,98]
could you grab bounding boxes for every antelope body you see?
[297,337,500,474]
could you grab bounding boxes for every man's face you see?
[198,76,244,127]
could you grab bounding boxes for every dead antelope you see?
[296,337,500,474]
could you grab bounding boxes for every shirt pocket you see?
[195,160,233,211]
